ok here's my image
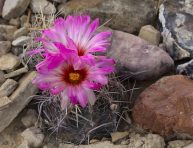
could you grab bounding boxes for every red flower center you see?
[77,46,85,56]
[62,65,87,85]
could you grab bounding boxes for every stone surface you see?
[0,71,38,132]
[0,79,18,97]
[21,127,44,148]
[0,41,11,56]
[138,25,161,45]
[128,133,165,148]
[0,53,20,71]
[185,143,193,148]
[110,132,129,143]
[11,47,23,56]
[2,0,30,20]
[108,30,174,80]
[0,0,5,16]
[59,141,127,148]
[0,71,6,85]
[21,109,38,128]
[30,0,56,15]
[0,25,17,41]
[58,0,157,33]
[52,0,67,3]
[9,18,20,27]
[177,59,193,79]
[12,36,31,47]
[20,15,28,27]
[132,75,193,137]
[14,27,29,39]
[4,66,28,78]
[159,0,193,60]
[167,140,193,148]
[0,96,11,108]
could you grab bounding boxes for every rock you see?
[30,0,56,15]
[108,30,174,80]
[21,127,44,148]
[11,47,23,56]
[132,75,193,137]
[159,0,193,60]
[51,0,67,3]
[0,53,20,71]
[0,0,5,16]
[0,96,11,108]
[177,59,193,79]
[138,25,161,45]
[58,0,157,33]
[0,71,6,85]
[0,41,11,56]
[0,79,18,97]
[185,143,193,148]
[0,25,17,41]
[20,15,28,27]
[110,132,129,143]
[167,140,193,148]
[128,133,165,148]
[18,140,29,148]
[14,27,29,39]
[59,141,127,148]
[90,139,100,144]
[21,109,38,128]
[4,66,28,78]
[2,0,30,20]
[12,36,31,46]
[9,18,20,27]
[0,71,38,132]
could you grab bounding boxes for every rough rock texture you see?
[14,27,29,39]
[30,0,56,15]
[128,133,165,148]
[0,53,20,71]
[0,71,38,132]
[0,0,5,16]
[108,30,174,80]
[21,127,44,148]
[2,0,31,20]
[0,79,18,97]
[51,0,67,3]
[132,75,193,137]
[9,18,20,27]
[177,59,193,79]
[58,0,157,33]
[0,41,11,56]
[21,109,38,128]
[167,140,193,148]
[0,25,17,40]
[159,0,193,60]
[0,71,6,85]
[59,141,127,148]
[138,25,161,45]
[110,132,129,143]
[12,36,31,46]
[0,96,11,108]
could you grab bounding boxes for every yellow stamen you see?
[69,72,80,81]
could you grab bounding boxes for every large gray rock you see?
[159,0,193,60]
[0,25,17,41]
[177,59,193,79]
[0,71,38,132]
[108,30,174,80]
[58,0,157,33]
[2,0,30,20]
[12,36,31,47]
[167,140,193,148]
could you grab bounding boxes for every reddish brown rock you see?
[132,75,193,137]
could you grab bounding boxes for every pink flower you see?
[33,50,115,109]
[32,15,112,68]
[32,15,115,109]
